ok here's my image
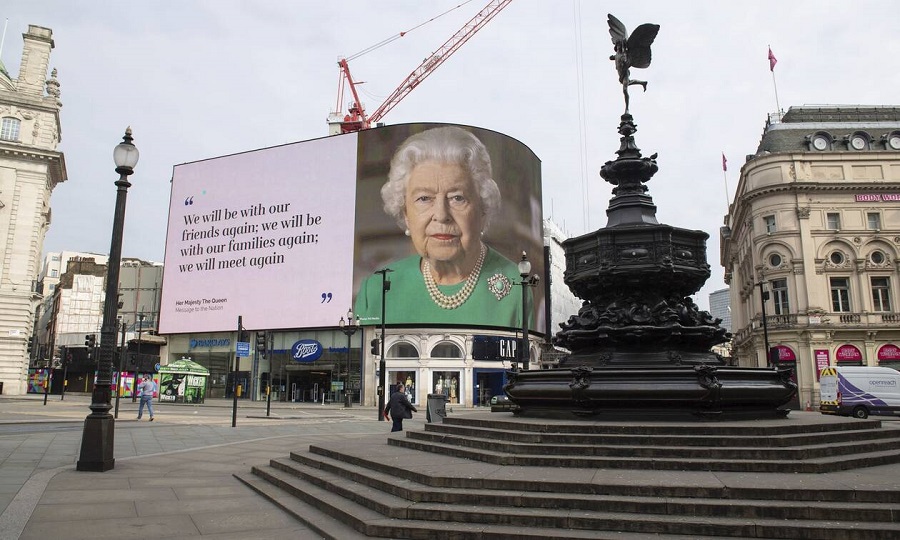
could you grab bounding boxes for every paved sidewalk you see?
[3,394,900,539]
[0,393,427,539]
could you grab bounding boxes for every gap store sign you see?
[472,335,520,361]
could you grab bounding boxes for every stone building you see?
[0,25,66,394]
[721,106,900,407]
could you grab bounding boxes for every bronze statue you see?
[608,14,660,113]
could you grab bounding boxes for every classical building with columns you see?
[721,106,900,407]
[0,25,66,394]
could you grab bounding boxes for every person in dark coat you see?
[384,383,417,432]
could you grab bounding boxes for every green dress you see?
[354,247,532,328]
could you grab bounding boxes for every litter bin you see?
[426,393,447,423]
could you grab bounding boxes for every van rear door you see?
[819,367,840,415]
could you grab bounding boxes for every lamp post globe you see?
[77,128,138,472]
[517,252,539,372]
[339,309,358,408]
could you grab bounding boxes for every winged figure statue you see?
[608,14,660,113]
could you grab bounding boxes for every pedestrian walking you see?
[137,375,155,421]
[383,383,416,432]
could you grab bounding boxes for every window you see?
[431,342,462,358]
[0,117,20,141]
[764,215,776,234]
[872,277,892,312]
[826,213,841,230]
[768,253,782,267]
[830,277,851,312]
[50,269,58,277]
[771,279,790,315]
[867,213,881,230]
[830,251,845,265]
[387,342,418,358]
[871,251,886,265]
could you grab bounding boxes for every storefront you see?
[835,344,864,366]
[877,344,900,371]
[165,330,362,403]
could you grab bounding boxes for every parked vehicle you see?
[819,366,900,419]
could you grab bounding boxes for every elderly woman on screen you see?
[354,126,530,327]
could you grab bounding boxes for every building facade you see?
[721,106,900,407]
[0,25,66,394]
[708,287,733,361]
[162,220,580,406]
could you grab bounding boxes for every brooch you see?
[487,273,512,300]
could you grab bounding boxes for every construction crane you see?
[328,0,512,135]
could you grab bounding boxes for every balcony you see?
[733,311,900,345]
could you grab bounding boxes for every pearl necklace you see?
[422,244,486,310]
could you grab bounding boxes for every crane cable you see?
[345,0,474,62]
[573,0,591,232]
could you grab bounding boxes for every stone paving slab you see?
[3,395,900,539]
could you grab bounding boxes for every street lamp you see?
[517,252,540,371]
[339,309,358,408]
[758,281,773,368]
[133,312,145,402]
[374,268,392,420]
[77,127,139,472]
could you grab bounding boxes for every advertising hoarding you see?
[159,123,543,334]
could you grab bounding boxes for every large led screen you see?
[159,123,543,334]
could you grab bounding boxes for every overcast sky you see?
[6,1,900,310]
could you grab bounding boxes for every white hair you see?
[381,126,501,231]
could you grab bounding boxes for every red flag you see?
[768,47,777,71]
[722,153,727,172]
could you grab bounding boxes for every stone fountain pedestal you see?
[505,114,796,419]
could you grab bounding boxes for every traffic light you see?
[84,334,96,348]
[370,338,380,356]
[27,335,34,353]
[256,332,267,355]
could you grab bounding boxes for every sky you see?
[5,0,900,311]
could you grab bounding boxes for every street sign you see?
[154,363,161,371]
[236,341,250,357]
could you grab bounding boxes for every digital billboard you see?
[159,123,543,334]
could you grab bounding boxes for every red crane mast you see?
[330,0,511,134]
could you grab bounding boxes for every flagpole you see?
[768,45,781,120]
[721,152,730,208]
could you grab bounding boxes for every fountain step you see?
[237,440,900,539]
[279,453,899,521]
[410,427,900,461]
[427,420,899,447]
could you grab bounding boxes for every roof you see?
[159,358,209,375]
[756,105,900,155]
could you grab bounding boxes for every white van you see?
[819,366,900,419]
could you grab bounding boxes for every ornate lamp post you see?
[339,309,358,408]
[77,128,139,472]
[517,252,540,371]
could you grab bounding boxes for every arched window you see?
[387,342,418,358]
[0,117,20,141]
[431,342,463,358]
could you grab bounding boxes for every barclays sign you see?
[189,338,231,349]
[291,339,324,363]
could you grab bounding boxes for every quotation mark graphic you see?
[184,196,194,206]
[321,292,333,303]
